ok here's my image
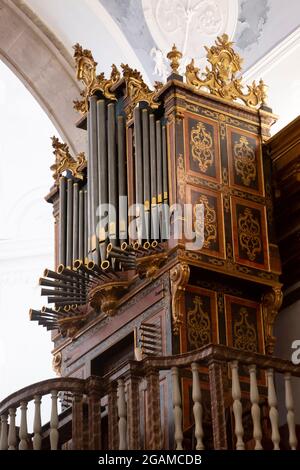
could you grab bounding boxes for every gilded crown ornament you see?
[185,34,268,109]
[50,136,86,183]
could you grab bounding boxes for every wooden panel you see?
[226,125,264,196]
[184,112,221,183]
[231,196,269,270]
[187,185,225,259]
[181,285,218,353]
[224,294,265,354]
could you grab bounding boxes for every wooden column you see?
[108,382,118,450]
[145,367,162,450]
[87,378,102,450]
[72,393,84,450]
[125,372,141,450]
[208,359,228,450]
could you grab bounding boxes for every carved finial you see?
[185,33,268,109]
[167,44,183,75]
[50,136,86,183]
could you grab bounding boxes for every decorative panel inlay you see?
[184,113,221,183]
[187,186,225,258]
[231,197,269,270]
[227,127,264,196]
[225,295,264,354]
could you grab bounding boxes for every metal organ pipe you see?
[149,114,158,241]
[59,177,67,266]
[107,103,118,246]
[142,109,151,242]
[89,95,100,265]
[78,189,84,262]
[134,106,143,242]
[66,179,73,269]
[97,99,108,260]
[72,183,79,262]
[117,114,127,242]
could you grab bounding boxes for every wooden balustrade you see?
[0,344,299,451]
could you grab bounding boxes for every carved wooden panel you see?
[226,126,264,196]
[231,196,269,270]
[184,112,221,183]
[181,285,218,353]
[187,185,225,258]
[224,295,265,354]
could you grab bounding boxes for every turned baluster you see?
[171,367,183,450]
[284,373,298,450]
[33,395,42,450]
[19,401,28,450]
[8,408,17,450]
[249,365,263,450]
[117,379,127,450]
[50,390,59,450]
[230,361,244,450]
[0,414,8,450]
[266,369,280,450]
[191,362,204,450]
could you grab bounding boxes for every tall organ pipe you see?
[117,114,127,242]
[107,103,118,246]
[162,124,169,240]
[66,179,73,269]
[89,95,100,265]
[97,99,108,259]
[134,106,144,242]
[149,114,158,240]
[59,177,67,266]
[142,109,151,241]
[78,189,84,261]
[84,190,88,263]
[156,120,163,241]
[73,183,79,262]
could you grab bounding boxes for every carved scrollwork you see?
[170,263,190,335]
[262,286,283,355]
[190,122,214,172]
[185,34,267,109]
[234,136,256,186]
[238,207,262,261]
[88,280,130,317]
[187,296,211,348]
[73,43,121,113]
[50,136,86,183]
[52,352,62,376]
[233,307,257,352]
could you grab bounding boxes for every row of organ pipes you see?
[59,98,169,270]
[30,95,170,329]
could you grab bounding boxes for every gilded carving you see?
[177,154,186,201]
[170,263,190,335]
[262,287,283,355]
[73,43,120,113]
[121,63,160,119]
[167,44,182,74]
[190,122,214,172]
[233,307,257,352]
[196,195,217,249]
[234,136,256,186]
[185,34,267,109]
[52,352,62,376]
[238,208,262,261]
[187,296,211,348]
[51,136,86,183]
[89,280,131,317]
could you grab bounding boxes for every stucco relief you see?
[143,0,238,60]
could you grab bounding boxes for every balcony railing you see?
[0,344,299,450]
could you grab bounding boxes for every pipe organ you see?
[29,36,286,446]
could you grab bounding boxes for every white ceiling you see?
[24,0,300,134]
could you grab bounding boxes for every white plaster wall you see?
[0,59,55,403]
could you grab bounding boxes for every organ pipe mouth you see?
[87,261,95,270]
[151,240,158,248]
[29,309,33,320]
[143,241,150,250]
[73,259,83,270]
[57,264,65,274]
[107,243,113,254]
[101,260,110,271]
[43,269,50,277]
[133,241,140,250]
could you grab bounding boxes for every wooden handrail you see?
[0,377,85,416]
